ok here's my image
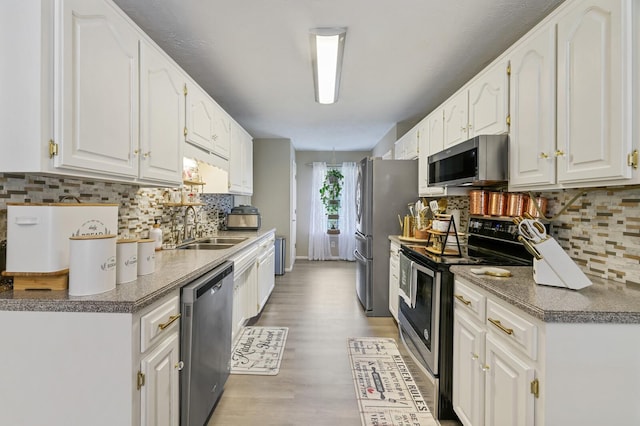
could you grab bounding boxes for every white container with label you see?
[137,239,156,276]
[6,203,118,274]
[68,234,117,296]
[116,239,138,284]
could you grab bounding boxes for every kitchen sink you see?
[177,236,248,250]
[179,243,236,250]
[196,237,248,244]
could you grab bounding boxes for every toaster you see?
[227,205,261,230]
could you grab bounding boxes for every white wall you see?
[252,138,295,270]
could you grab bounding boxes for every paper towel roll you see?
[68,235,116,296]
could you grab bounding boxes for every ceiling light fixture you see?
[310,28,346,104]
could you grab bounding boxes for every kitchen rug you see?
[230,326,288,375]
[347,337,438,426]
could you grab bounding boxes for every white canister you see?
[137,239,156,276]
[68,234,116,296]
[116,239,138,284]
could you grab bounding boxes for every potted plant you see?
[319,169,344,234]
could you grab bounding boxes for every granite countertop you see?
[451,265,640,324]
[0,229,275,314]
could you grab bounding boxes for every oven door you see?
[399,260,441,376]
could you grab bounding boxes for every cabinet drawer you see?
[140,296,180,353]
[454,279,486,323]
[486,299,537,360]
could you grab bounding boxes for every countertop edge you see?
[0,229,276,314]
[451,266,640,324]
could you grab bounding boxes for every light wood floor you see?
[207,260,461,426]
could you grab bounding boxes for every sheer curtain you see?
[339,162,357,261]
[308,162,330,260]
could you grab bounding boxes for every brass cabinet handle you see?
[471,352,479,360]
[143,151,151,158]
[481,364,490,372]
[540,152,549,159]
[488,317,514,335]
[158,313,181,330]
[555,149,565,157]
[175,361,184,371]
[454,294,472,306]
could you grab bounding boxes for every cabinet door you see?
[443,90,469,148]
[468,60,510,137]
[139,40,184,184]
[229,123,243,193]
[557,0,631,183]
[394,137,405,159]
[243,134,254,194]
[55,0,139,177]
[424,109,447,195]
[388,245,400,321]
[140,331,180,426]
[484,334,535,426]
[212,103,231,159]
[509,25,557,188]
[417,119,429,195]
[453,311,486,426]
[404,128,419,160]
[258,248,275,312]
[185,82,215,151]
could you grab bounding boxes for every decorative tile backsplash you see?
[1,173,639,286]
[543,187,640,287]
[0,173,233,246]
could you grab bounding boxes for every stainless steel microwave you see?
[427,135,508,187]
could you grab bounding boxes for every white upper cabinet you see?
[212,105,231,159]
[139,40,185,185]
[508,0,637,190]
[443,89,470,148]
[417,118,429,195]
[556,0,631,184]
[229,121,253,195]
[443,59,510,150]
[394,127,419,160]
[468,59,510,137]
[508,24,557,188]
[54,0,139,178]
[185,82,216,152]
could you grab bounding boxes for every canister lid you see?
[117,238,138,244]
[138,239,155,243]
[69,234,116,240]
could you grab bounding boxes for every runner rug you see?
[347,337,438,426]
[230,326,288,375]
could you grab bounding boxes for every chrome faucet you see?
[183,205,198,242]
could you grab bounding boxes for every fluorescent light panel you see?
[310,28,346,104]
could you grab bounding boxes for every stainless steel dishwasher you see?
[181,261,234,426]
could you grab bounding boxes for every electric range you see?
[398,215,537,421]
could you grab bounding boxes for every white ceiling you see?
[114,0,565,151]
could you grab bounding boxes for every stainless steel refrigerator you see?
[354,157,418,316]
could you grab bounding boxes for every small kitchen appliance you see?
[226,205,261,230]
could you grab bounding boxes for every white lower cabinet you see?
[388,241,400,321]
[484,334,535,426]
[257,236,276,313]
[453,277,640,426]
[0,289,182,426]
[139,331,180,426]
[453,279,536,426]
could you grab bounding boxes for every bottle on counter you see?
[150,219,163,251]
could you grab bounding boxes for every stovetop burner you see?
[401,215,535,268]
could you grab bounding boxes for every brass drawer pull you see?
[488,317,514,335]
[454,294,472,306]
[158,313,181,330]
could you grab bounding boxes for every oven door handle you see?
[409,261,418,309]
